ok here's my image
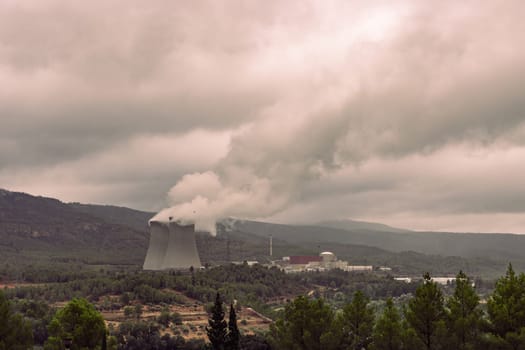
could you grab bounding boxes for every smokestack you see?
[269,234,273,257]
[226,233,231,262]
[143,220,202,270]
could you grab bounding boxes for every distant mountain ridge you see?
[68,202,154,232]
[232,220,525,267]
[0,188,148,265]
[316,219,411,233]
[1,188,524,277]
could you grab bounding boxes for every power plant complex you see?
[143,220,202,270]
[142,219,381,274]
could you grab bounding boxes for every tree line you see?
[269,266,525,349]
[4,263,524,349]
[3,263,421,319]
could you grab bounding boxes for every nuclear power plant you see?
[143,220,202,270]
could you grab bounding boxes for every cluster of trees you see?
[4,264,302,304]
[6,263,525,349]
[113,321,206,350]
[44,297,107,350]
[4,264,422,318]
[4,264,310,321]
[0,290,33,349]
[301,269,419,301]
[206,292,271,350]
[0,293,107,350]
[207,293,240,350]
[1,291,233,350]
[270,266,525,349]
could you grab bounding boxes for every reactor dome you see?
[320,251,336,263]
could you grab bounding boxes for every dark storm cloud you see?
[0,0,277,167]
[2,0,525,232]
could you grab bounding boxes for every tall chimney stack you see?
[269,234,273,257]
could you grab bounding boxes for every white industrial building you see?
[282,251,373,273]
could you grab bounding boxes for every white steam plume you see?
[151,1,525,235]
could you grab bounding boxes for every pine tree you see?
[341,290,375,350]
[487,263,525,348]
[0,290,33,350]
[269,295,341,350]
[447,270,483,350]
[102,330,107,350]
[45,297,106,350]
[190,266,196,286]
[225,303,240,350]
[207,292,227,350]
[405,272,447,350]
[371,298,403,350]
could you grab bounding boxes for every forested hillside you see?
[234,220,525,273]
[0,188,523,277]
[3,189,525,349]
[0,189,148,266]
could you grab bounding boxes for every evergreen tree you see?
[447,270,483,350]
[487,263,525,348]
[134,303,143,320]
[102,330,107,350]
[0,290,33,350]
[405,273,447,350]
[371,298,403,350]
[190,266,196,286]
[269,295,341,350]
[340,290,375,350]
[207,292,227,350]
[45,297,106,350]
[400,319,425,350]
[225,303,240,350]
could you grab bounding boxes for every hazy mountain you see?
[316,219,411,233]
[0,188,521,277]
[68,202,154,232]
[0,188,148,265]
[232,220,525,268]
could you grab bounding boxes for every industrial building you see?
[281,251,373,273]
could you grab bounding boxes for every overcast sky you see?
[2,1,525,233]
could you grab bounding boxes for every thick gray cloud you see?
[2,1,525,232]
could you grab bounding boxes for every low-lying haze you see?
[2,1,525,233]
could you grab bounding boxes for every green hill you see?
[233,219,525,262]
[0,189,148,266]
[0,188,522,278]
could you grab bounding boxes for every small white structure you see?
[232,261,259,266]
[432,277,455,285]
[394,277,412,283]
[344,265,373,272]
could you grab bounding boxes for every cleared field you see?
[101,293,271,341]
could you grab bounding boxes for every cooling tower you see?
[161,222,202,269]
[143,220,202,270]
[143,221,169,270]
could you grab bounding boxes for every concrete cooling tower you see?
[143,220,202,270]
[142,221,169,270]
